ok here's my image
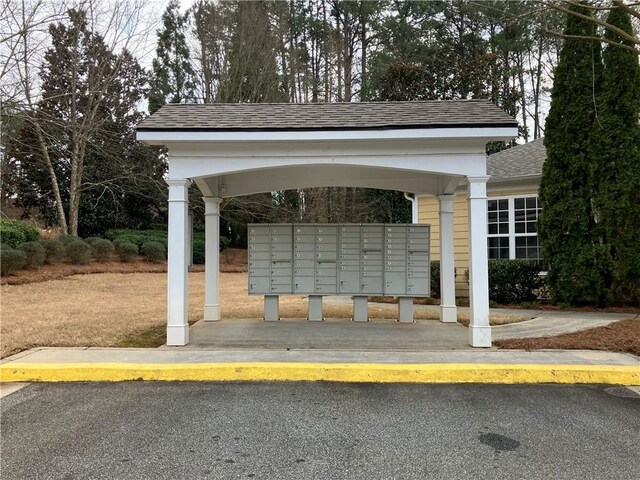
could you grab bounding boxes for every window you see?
[487,195,542,261]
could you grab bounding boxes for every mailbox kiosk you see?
[248,223,430,322]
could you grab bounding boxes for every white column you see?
[167,179,191,346]
[438,194,457,323]
[467,176,491,347]
[203,197,222,321]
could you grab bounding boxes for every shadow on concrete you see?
[185,318,470,351]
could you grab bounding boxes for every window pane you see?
[515,210,525,222]
[526,197,537,209]
[488,200,497,211]
[499,199,508,210]
[499,211,508,223]
[526,209,538,221]
[514,198,525,209]
[488,212,497,223]
[488,224,497,235]
[515,222,525,234]
[499,223,509,234]
[527,221,537,233]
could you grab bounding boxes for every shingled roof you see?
[487,137,545,181]
[137,100,517,132]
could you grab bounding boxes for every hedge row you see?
[0,219,39,248]
[1,235,173,276]
[464,259,545,304]
[105,228,230,265]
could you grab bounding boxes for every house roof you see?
[487,138,545,182]
[137,100,518,132]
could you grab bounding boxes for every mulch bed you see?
[494,319,640,357]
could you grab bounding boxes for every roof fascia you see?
[137,126,518,145]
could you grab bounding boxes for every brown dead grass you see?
[1,271,526,357]
[495,319,640,357]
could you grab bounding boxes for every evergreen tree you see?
[589,6,640,303]
[538,2,609,306]
[149,0,196,113]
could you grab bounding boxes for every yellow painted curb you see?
[0,363,638,385]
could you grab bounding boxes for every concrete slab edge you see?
[0,363,638,385]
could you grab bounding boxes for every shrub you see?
[0,219,39,248]
[40,239,65,264]
[65,239,92,265]
[112,237,127,249]
[220,235,230,250]
[91,238,114,263]
[430,260,440,298]
[18,241,46,269]
[192,239,205,265]
[1,246,26,275]
[464,260,544,304]
[141,241,165,263]
[58,234,81,245]
[84,237,103,245]
[118,241,138,262]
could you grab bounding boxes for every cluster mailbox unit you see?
[248,223,430,322]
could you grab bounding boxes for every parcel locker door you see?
[384,272,406,295]
[248,277,269,294]
[338,271,359,294]
[360,276,383,294]
[407,278,429,296]
[293,276,314,294]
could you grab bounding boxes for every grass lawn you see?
[1,271,530,358]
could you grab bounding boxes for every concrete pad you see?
[493,312,637,340]
[183,318,470,351]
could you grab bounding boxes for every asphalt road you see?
[1,383,639,480]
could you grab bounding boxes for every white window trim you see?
[487,193,540,260]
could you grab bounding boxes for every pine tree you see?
[219,1,286,103]
[149,0,196,114]
[589,7,640,303]
[538,2,610,306]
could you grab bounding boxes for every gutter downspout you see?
[404,192,419,224]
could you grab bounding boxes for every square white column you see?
[203,197,222,321]
[437,194,457,323]
[467,176,491,347]
[167,179,191,346]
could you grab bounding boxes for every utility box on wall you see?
[248,223,430,297]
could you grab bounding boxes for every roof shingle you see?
[137,100,517,131]
[487,138,545,181]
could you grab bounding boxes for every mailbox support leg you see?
[438,194,458,323]
[166,179,191,346]
[352,296,368,322]
[467,176,491,347]
[264,295,280,321]
[398,297,414,323]
[308,295,323,321]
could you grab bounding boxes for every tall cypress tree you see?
[538,2,609,306]
[149,0,196,114]
[589,7,640,303]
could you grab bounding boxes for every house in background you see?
[417,138,546,296]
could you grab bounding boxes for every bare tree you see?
[538,0,640,54]
[1,0,156,234]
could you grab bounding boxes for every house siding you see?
[418,187,538,296]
